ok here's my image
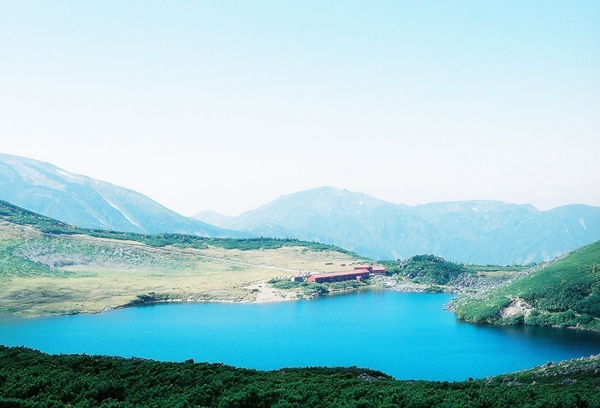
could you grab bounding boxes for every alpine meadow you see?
[1,1,599,407]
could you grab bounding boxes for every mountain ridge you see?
[195,187,600,264]
[0,153,247,238]
[3,153,598,265]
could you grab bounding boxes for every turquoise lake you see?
[1,291,600,381]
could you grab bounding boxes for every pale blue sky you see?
[1,1,599,215]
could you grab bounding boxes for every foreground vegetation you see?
[0,200,362,316]
[453,240,600,331]
[1,346,599,407]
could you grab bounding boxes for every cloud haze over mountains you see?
[1,153,598,265]
[2,2,598,217]
[195,187,600,265]
[0,153,246,238]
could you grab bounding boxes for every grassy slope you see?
[454,240,600,330]
[0,200,364,316]
[1,346,599,407]
[0,199,359,253]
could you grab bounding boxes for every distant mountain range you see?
[2,153,598,264]
[0,153,247,238]
[194,187,600,264]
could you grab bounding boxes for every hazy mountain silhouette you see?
[0,153,247,238]
[195,187,600,264]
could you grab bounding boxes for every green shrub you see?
[272,281,299,290]
[383,255,471,285]
[2,346,600,407]
[455,241,600,330]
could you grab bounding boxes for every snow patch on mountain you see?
[55,169,80,181]
[104,198,142,230]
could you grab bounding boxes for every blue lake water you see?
[2,291,600,381]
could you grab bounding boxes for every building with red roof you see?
[307,269,370,283]
[307,264,386,283]
[371,265,386,274]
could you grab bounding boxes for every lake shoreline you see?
[0,277,456,319]
[7,276,600,334]
[2,291,600,383]
[116,276,460,311]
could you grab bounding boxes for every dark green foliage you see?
[0,200,76,235]
[271,278,366,294]
[1,346,600,407]
[455,297,513,324]
[424,285,444,294]
[383,255,472,285]
[128,293,172,306]
[327,280,362,291]
[525,310,597,329]
[271,280,299,290]
[455,241,600,330]
[271,280,329,296]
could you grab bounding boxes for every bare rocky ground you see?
[243,282,301,302]
[372,272,520,295]
[484,353,600,388]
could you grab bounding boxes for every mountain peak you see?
[213,188,600,264]
[0,153,248,238]
[192,210,234,227]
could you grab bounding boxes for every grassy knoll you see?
[0,201,363,316]
[1,346,600,407]
[453,240,600,330]
[379,256,526,296]
[382,255,528,286]
[382,255,472,285]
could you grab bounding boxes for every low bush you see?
[1,346,600,407]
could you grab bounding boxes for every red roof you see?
[310,269,370,279]
[354,264,371,270]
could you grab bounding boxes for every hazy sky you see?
[1,1,599,216]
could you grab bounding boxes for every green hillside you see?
[0,199,357,254]
[1,346,600,407]
[0,200,364,316]
[454,240,600,330]
[383,254,473,285]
